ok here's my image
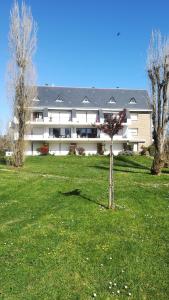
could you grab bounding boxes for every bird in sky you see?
[117,32,120,36]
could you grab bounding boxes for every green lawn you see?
[0,155,169,299]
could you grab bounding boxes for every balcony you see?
[31,118,44,123]
[29,116,100,126]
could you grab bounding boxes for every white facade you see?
[11,85,152,156]
[11,107,150,156]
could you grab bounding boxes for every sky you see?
[0,0,169,134]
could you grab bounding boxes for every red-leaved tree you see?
[96,109,127,209]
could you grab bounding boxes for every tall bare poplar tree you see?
[147,30,169,175]
[8,0,37,167]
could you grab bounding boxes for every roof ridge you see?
[37,85,147,92]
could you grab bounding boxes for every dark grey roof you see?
[35,86,150,110]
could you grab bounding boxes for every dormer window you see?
[33,97,40,102]
[129,97,137,104]
[82,96,90,104]
[55,95,64,103]
[108,96,116,104]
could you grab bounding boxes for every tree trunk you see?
[151,150,164,175]
[13,73,26,167]
[109,139,115,209]
[14,139,24,167]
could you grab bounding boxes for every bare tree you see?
[164,138,169,167]
[96,109,127,209]
[8,0,37,167]
[147,30,169,175]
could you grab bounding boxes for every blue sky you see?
[1,0,169,133]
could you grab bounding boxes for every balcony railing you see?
[30,117,100,124]
[49,135,71,139]
[32,118,44,122]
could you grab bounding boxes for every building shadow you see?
[59,189,107,209]
[89,165,149,174]
[114,156,150,170]
[162,169,169,174]
[89,156,151,173]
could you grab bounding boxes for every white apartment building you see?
[12,86,152,156]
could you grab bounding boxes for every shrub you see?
[77,147,85,156]
[0,149,5,163]
[164,139,169,167]
[118,150,134,156]
[123,143,133,152]
[68,143,77,155]
[97,143,104,155]
[140,146,149,156]
[5,156,14,166]
[148,144,155,156]
[37,144,49,155]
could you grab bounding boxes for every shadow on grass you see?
[59,189,107,209]
[115,156,168,175]
[162,169,169,174]
[89,156,151,174]
[115,156,150,170]
[0,159,6,165]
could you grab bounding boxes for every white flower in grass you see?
[117,290,120,294]
[109,286,112,289]
[124,285,128,289]
[109,257,112,260]
[109,281,112,285]
[93,292,97,297]
[122,269,125,273]
[100,263,103,267]
[128,292,131,296]
[114,283,117,286]
[86,257,89,260]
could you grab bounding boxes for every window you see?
[52,128,60,138]
[108,96,116,104]
[55,95,64,103]
[129,97,137,104]
[82,97,90,104]
[33,97,40,102]
[49,111,71,122]
[32,127,44,135]
[104,113,117,122]
[87,112,97,123]
[33,112,43,120]
[76,111,87,123]
[49,128,71,138]
[65,128,71,137]
[129,128,138,137]
[76,128,97,138]
[130,113,138,121]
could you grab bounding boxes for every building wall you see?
[48,110,71,122]
[25,142,33,156]
[104,143,123,155]
[49,143,70,155]
[128,112,152,150]
[20,109,152,156]
[24,142,125,156]
[77,143,97,155]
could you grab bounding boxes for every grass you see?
[0,155,169,299]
